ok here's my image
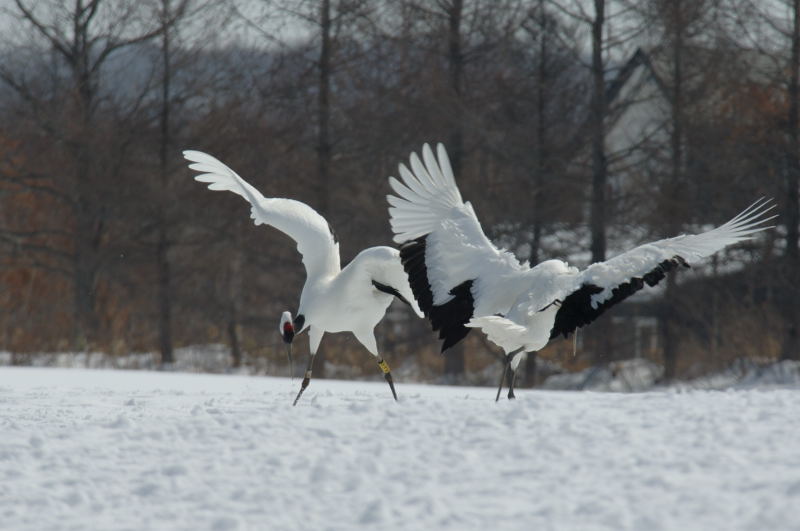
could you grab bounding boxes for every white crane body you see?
[387,143,775,396]
[184,150,421,403]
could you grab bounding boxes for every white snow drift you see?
[1,367,799,531]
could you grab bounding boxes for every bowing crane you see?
[184,151,423,405]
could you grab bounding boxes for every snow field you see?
[1,367,799,530]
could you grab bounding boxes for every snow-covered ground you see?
[2,368,799,531]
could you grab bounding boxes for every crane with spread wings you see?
[387,144,775,400]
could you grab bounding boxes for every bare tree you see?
[156,0,180,365]
[0,0,180,349]
[394,0,528,379]
[786,0,800,264]
[442,0,468,377]
[317,0,333,220]
[780,0,800,361]
[589,0,608,264]
[627,0,746,378]
[0,0,784,384]
[554,0,616,368]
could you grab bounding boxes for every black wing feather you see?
[549,256,689,340]
[400,237,475,352]
[371,280,413,308]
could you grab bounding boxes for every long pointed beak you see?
[285,343,294,381]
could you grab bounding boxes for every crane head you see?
[280,311,295,343]
[279,311,306,342]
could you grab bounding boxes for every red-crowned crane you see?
[185,151,422,405]
[387,143,775,400]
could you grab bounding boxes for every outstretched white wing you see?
[470,198,776,353]
[576,197,775,312]
[184,150,340,278]
[387,144,527,305]
[387,143,529,350]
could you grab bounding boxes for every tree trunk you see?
[227,319,242,369]
[588,0,612,367]
[660,275,678,381]
[532,0,547,265]
[660,0,685,380]
[312,0,333,377]
[589,0,607,265]
[781,0,800,361]
[443,0,466,379]
[69,12,101,351]
[157,0,174,366]
[317,0,332,220]
[670,2,684,197]
[229,222,244,369]
[156,223,173,365]
[72,156,98,351]
[786,0,800,262]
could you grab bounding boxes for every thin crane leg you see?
[293,353,316,406]
[286,343,294,381]
[495,359,510,402]
[294,327,324,406]
[377,359,398,401]
[496,348,524,402]
[507,369,517,400]
[353,329,397,401]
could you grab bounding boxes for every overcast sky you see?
[0,0,796,58]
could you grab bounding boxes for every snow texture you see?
[2,367,799,531]
[542,359,800,393]
[0,345,237,374]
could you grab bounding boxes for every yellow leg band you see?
[378,360,391,374]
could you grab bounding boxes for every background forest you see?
[1,0,799,387]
